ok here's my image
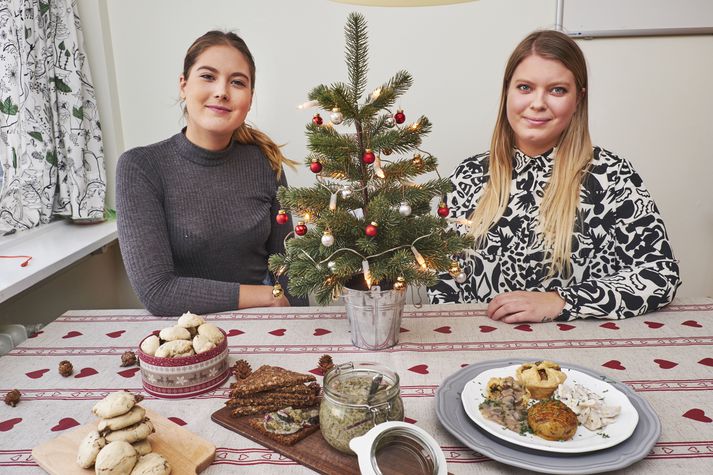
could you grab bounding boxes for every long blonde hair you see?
[469,30,592,277]
[182,31,297,179]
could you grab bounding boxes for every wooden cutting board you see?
[32,408,215,475]
[211,406,360,475]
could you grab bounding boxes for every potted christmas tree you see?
[269,12,472,349]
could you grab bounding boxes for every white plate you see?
[460,364,639,453]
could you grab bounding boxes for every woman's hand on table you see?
[487,291,565,323]
[239,285,291,309]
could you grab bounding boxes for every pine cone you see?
[121,351,137,367]
[232,359,252,380]
[4,389,20,407]
[318,354,334,374]
[58,360,73,377]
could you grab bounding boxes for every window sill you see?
[0,219,118,303]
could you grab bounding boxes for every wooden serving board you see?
[32,408,215,475]
[211,406,360,475]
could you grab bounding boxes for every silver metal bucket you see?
[342,285,406,350]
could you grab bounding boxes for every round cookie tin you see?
[137,328,230,398]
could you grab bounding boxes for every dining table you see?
[1,296,712,474]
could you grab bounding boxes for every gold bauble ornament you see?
[393,276,406,291]
[272,283,284,298]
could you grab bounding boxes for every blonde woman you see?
[117,31,306,315]
[429,30,680,323]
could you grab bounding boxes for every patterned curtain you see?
[0,0,105,233]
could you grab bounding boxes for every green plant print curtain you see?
[0,0,106,233]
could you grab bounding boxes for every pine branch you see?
[306,123,357,157]
[345,12,369,103]
[308,82,358,122]
[361,70,413,117]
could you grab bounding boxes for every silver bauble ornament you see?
[327,261,337,272]
[340,186,352,199]
[330,108,344,125]
[398,202,412,217]
[455,272,467,284]
[321,231,335,247]
[384,116,396,128]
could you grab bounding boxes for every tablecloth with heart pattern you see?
[1,297,712,474]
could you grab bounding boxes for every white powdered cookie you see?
[192,334,216,354]
[76,430,106,468]
[99,406,146,433]
[130,452,171,475]
[140,335,160,356]
[158,326,191,342]
[131,439,152,456]
[177,311,205,329]
[155,339,194,358]
[93,391,139,419]
[105,419,155,444]
[197,322,224,345]
[95,440,138,475]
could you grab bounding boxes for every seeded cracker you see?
[248,416,320,446]
[230,365,316,396]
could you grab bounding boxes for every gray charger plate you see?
[436,358,661,474]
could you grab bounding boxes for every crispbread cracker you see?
[230,365,316,396]
[226,394,319,408]
[247,415,320,445]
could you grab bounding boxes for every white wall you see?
[14,0,707,321]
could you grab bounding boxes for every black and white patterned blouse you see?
[428,147,681,320]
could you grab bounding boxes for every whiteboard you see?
[559,0,713,38]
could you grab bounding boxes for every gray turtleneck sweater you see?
[116,131,306,315]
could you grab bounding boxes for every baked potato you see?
[527,399,578,441]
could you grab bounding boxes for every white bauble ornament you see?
[327,261,337,272]
[398,202,412,217]
[321,231,335,247]
[384,116,396,128]
[340,186,352,199]
[330,108,344,125]
[455,272,467,284]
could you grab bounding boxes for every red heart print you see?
[682,409,712,423]
[479,325,496,333]
[654,359,678,369]
[602,360,626,370]
[25,368,50,379]
[269,329,286,336]
[309,368,324,376]
[28,331,44,339]
[0,418,22,432]
[51,418,80,431]
[408,364,429,375]
[226,329,244,337]
[682,320,703,328]
[434,326,452,334]
[74,367,98,378]
[117,367,140,378]
[557,323,576,331]
[698,358,713,367]
[645,321,664,329]
[404,417,417,424]
[400,327,409,333]
[168,417,187,426]
[514,324,532,332]
[313,328,331,336]
[62,331,82,339]
[105,330,125,338]
[461,363,470,368]
[600,322,620,330]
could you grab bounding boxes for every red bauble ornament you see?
[295,221,308,236]
[275,210,289,225]
[362,149,376,164]
[394,109,406,124]
[310,159,322,173]
[365,222,379,237]
[437,202,449,217]
[312,114,323,125]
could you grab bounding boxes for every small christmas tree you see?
[269,13,472,305]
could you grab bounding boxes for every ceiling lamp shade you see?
[330,0,477,6]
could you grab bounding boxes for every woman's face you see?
[179,44,253,150]
[506,54,579,156]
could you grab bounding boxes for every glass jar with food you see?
[320,362,404,454]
